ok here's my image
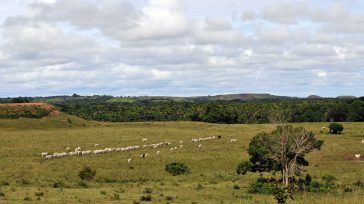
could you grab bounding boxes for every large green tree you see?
[244,126,323,187]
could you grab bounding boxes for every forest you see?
[1,95,364,123]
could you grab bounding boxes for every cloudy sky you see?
[0,0,363,97]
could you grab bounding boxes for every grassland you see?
[1,114,364,203]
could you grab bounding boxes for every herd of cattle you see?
[41,136,238,163]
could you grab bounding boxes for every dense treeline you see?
[52,97,364,123]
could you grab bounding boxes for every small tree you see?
[78,166,96,181]
[329,123,344,134]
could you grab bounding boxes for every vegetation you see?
[1,114,364,203]
[329,123,344,134]
[2,94,364,124]
[0,105,51,119]
[165,162,190,176]
[78,166,96,181]
[241,125,323,187]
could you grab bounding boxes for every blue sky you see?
[0,0,364,97]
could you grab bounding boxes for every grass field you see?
[1,113,364,203]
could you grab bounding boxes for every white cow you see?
[355,154,361,161]
[128,158,132,164]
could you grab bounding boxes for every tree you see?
[329,123,344,134]
[243,125,323,187]
[11,97,30,103]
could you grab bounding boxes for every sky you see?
[0,0,364,97]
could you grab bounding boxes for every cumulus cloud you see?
[0,0,363,97]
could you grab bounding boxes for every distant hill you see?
[194,93,293,101]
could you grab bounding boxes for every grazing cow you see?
[45,155,53,159]
[127,158,132,164]
[66,147,71,152]
[230,139,237,143]
[191,139,198,143]
[41,152,48,157]
[142,138,148,142]
[157,151,160,155]
[355,154,361,161]
[198,144,202,148]
[95,144,100,147]
[180,145,183,148]
[361,140,364,144]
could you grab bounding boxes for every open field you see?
[1,114,364,203]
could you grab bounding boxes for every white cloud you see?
[0,0,363,97]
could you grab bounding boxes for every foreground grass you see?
[1,115,364,203]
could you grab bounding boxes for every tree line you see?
[52,97,364,123]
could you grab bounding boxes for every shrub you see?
[113,193,120,200]
[273,186,293,204]
[1,181,9,186]
[78,180,88,188]
[196,183,203,190]
[304,174,312,186]
[344,186,353,192]
[20,178,30,185]
[100,190,107,195]
[0,192,5,197]
[236,161,252,175]
[248,177,275,194]
[35,191,44,197]
[140,194,152,201]
[165,196,173,201]
[143,187,153,194]
[24,195,32,201]
[353,180,364,187]
[165,162,190,176]
[329,123,344,134]
[233,184,240,190]
[78,166,96,181]
[53,181,65,188]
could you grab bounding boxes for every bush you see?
[78,166,96,181]
[100,190,107,195]
[1,181,9,186]
[344,186,353,192]
[329,123,344,134]
[165,196,173,201]
[165,162,190,176]
[140,194,152,201]
[113,193,120,200]
[248,177,276,194]
[143,187,153,194]
[353,180,364,187]
[273,186,293,204]
[78,180,88,188]
[0,192,5,197]
[24,195,32,201]
[236,161,252,175]
[53,181,65,188]
[35,191,44,197]
[233,184,240,190]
